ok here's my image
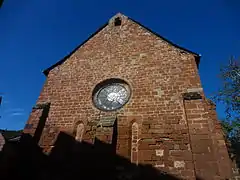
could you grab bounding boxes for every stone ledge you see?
[33,102,50,109]
[183,92,202,100]
[97,117,116,127]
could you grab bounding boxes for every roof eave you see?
[43,14,201,76]
[129,17,201,57]
[128,18,201,69]
[42,22,109,76]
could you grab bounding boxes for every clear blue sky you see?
[0,0,239,130]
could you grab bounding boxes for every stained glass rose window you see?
[93,80,130,111]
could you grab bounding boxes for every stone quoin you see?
[24,13,233,180]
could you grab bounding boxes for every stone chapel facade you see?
[23,13,233,179]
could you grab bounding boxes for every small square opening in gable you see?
[114,17,122,26]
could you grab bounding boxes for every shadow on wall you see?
[230,133,240,168]
[227,137,240,176]
[0,131,203,180]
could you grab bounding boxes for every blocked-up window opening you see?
[131,122,138,164]
[75,123,84,142]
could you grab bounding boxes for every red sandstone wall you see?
[0,133,5,151]
[24,13,232,179]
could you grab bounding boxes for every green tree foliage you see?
[213,57,240,166]
[215,57,240,120]
[0,0,4,8]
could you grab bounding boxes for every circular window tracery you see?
[93,79,131,111]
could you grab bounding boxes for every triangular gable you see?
[43,13,200,76]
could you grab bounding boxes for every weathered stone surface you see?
[174,161,185,168]
[23,13,233,180]
[155,149,164,157]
